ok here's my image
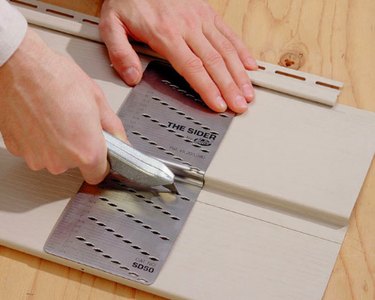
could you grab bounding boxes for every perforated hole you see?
[108,202,117,207]
[10,0,37,8]
[76,236,86,241]
[88,216,97,221]
[171,216,180,221]
[132,131,141,135]
[149,257,159,262]
[275,70,305,81]
[160,236,170,241]
[94,248,103,253]
[219,113,229,118]
[142,113,151,118]
[111,260,121,265]
[105,228,115,232]
[99,197,108,202]
[180,196,190,201]
[152,96,161,101]
[143,225,152,230]
[129,272,139,277]
[103,254,112,259]
[117,208,126,213]
[96,222,106,226]
[133,219,143,224]
[120,266,130,270]
[45,9,74,18]
[123,239,132,244]
[82,19,99,25]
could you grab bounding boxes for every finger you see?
[150,35,227,112]
[214,15,258,70]
[77,130,110,185]
[2,135,21,156]
[44,151,70,175]
[186,32,248,113]
[24,151,44,171]
[203,24,254,102]
[94,87,128,142]
[99,15,143,86]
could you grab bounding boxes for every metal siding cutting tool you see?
[103,131,178,193]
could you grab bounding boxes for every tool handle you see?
[103,131,174,187]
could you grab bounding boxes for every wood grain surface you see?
[1,0,374,299]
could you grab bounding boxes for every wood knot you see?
[279,51,305,70]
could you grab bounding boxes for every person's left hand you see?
[99,0,258,114]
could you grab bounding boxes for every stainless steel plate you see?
[44,61,234,285]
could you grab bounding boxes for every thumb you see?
[95,89,128,142]
[99,16,143,86]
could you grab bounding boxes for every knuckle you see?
[182,57,204,74]
[220,39,236,56]
[109,48,129,66]
[26,159,43,171]
[47,164,67,175]
[79,148,104,169]
[203,51,224,67]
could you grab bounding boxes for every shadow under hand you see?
[0,148,83,213]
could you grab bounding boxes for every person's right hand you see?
[0,29,126,184]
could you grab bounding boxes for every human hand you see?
[99,0,257,114]
[0,29,126,184]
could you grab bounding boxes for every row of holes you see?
[12,0,340,92]
[109,177,191,202]
[131,131,194,166]
[160,80,208,108]
[88,216,161,261]
[101,187,181,221]
[258,65,340,89]
[75,235,149,283]
[98,197,172,241]
[11,0,100,25]
[139,116,211,153]
[151,96,216,129]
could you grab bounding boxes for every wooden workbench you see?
[0,0,374,299]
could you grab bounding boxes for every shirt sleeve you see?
[0,0,27,66]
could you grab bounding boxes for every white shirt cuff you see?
[0,0,28,66]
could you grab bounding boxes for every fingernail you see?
[216,96,227,112]
[123,67,140,85]
[235,95,248,111]
[246,57,258,70]
[242,83,254,102]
